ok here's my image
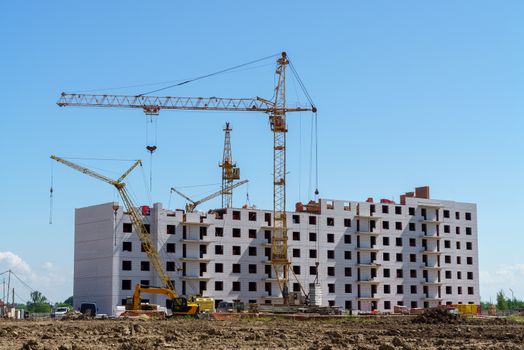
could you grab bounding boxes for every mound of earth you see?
[412,307,464,324]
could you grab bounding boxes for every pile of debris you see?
[61,310,85,320]
[412,308,464,324]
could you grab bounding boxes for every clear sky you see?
[0,1,522,304]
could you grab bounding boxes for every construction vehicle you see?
[126,283,215,316]
[79,303,97,318]
[187,295,215,314]
[126,283,199,316]
[216,300,245,313]
[57,52,317,304]
[452,303,479,316]
[50,155,201,317]
[171,179,248,212]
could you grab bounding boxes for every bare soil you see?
[0,316,523,350]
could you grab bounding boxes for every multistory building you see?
[73,186,479,315]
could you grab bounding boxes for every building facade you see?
[73,186,480,315]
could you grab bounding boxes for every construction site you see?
[3,2,524,349]
[1,49,522,350]
[41,52,483,316]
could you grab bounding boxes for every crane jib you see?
[57,93,314,113]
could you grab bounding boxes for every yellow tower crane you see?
[56,52,316,304]
[219,122,240,208]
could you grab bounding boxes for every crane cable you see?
[145,115,158,192]
[137,54,279,194]
[137,53,280,96]
[49,160,54,224]
[314,111,319,199]
[245,182,251,206]
[290,72,303,202]
[308,114,314,200]
[70,63,275,94]
[288,55,319,199]
[59,157,138,162]
[305,112,320,200]
[138,162,153,206]
[288,58,316,109]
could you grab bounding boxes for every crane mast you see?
[56,52,316,303]
[270,53,290,301]
[219,122,240,208]
[50,155,176,293]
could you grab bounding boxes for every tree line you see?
[14,291,73,313]
[481,290,524,312]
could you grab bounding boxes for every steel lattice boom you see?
[58,93,311,115]
[50,155,176,293]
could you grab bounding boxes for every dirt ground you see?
[0,316,523,350]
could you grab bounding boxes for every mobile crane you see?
[50,155,200,316]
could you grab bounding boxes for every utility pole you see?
[6,270,11,307]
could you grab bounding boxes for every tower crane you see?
[56,52,317,304]
[220,122,240,208]
[171,179,248,213]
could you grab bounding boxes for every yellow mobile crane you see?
[50,155,200,316]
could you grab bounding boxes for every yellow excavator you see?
[50,155,203,317]
[126,283,199,316]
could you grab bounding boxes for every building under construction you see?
[52,53,479,316]
[73,186,479,315]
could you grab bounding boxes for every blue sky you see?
[0,1,522,303]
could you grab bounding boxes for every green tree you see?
[28,302,51,313]
[30,291,48,304]
[63,296,73,307]
[482,293,524,313]
[496,290,508,311]
[27,290,51,313]
[54,296,73,309]
[15,303,27,311]
[480,301,490,311]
